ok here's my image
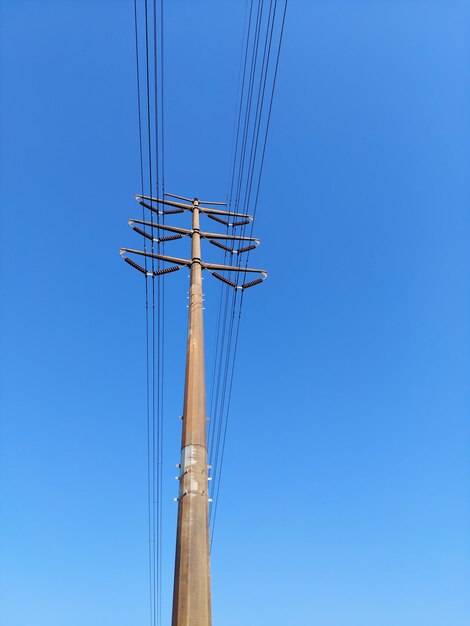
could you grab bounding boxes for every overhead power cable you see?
[132,0,286,610]
[133,1,166,625]
[208,0,288,545]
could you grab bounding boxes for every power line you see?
[131,0,287,615]
[134,1,166,624]
[158,7,165,624]
[208,0,257,485]
[209,0,263,506]
[132,3,154,625]
[209,0,288,543]
[210,291,244,544]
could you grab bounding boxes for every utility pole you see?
[172,197,211,626]
[121,193,266,626]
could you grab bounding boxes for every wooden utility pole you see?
[121,193,266,626]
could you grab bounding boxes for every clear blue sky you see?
[1,1,469,625]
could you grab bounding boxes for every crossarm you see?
[136,195,192,211]
[136,194,251,219]
[129,219,191,236]
[120,248,191,267]
[200,231,259,243]
[165,192,227,207]
[202,262,267,277]
[199,206,253,219]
